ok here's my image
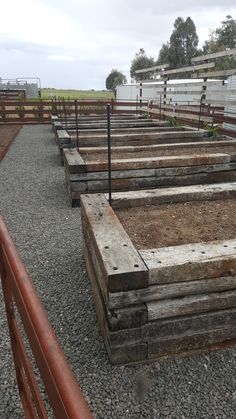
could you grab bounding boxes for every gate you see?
[0,216,92,418]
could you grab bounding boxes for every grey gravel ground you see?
[1,125,236,418]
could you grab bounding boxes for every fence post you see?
[75,99,79,150]
[159,95,162,120]
[107,104,112,206]
[63,97,67,130]
[198,95,203,131]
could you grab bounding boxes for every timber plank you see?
[147,289,236,321]
[57,129,70,139]
[148,326,236,359]
[83,240,147,364]
[69,125,183,136]
[69,170,236,200]
[84,154,231,172]
[108,308,236,347]
[81,194,148,292]
[70,164,232,182]
[78,140,236,155]
[83,238,147,331]
[109,181,236,208]
[69,170,236,197]
[141,239,236,285]
[109,343,148,364]
[108,276,236,309]
[63,148,86,173]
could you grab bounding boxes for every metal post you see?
[63,97,67,130]
[212,109,215,129]
[107,104,112,206]
[163,78,167,105]
[59,98,62,121]
[75,99,79,149]
[159,95,162,120]
[198,95,203,131]
[198,96,202,131]
[139,74,143,115]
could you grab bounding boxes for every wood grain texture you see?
[108,308,236,347]
[109,181,236,208]
[81,193,148,292]
[147,289,236,321]
[63,148,86,173]
[108,276,236,309]
[83,233,147,331]
[84,154,231,173]
[141,239,236,285]
[148,326,236,359]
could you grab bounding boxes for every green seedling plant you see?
[16,105,26,118]
[142,111,149,119]
[0,105,7,118]
[166,115,178,127]
[204,123,220,140]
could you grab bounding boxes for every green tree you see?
[130,48,155,81]
[158,43,170,66]
[106,69,127,94]
[201,16,236,70]
[158,17,199,71]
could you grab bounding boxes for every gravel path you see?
[1,125,236,418]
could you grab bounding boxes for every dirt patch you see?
[81,145,236,162]
[0,125,22,160]
[115,199,236,249]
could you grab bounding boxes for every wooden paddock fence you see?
[147,100,236,139]
[0,89,26,101]
[0,99,148,124]
[1,96,236,138]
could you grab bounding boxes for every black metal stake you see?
[59,98,63,121]
[159,95,162,120]
[198,95,203,131]
[75,99,79,150]
[63,97,67,130]
[107,104,112,206]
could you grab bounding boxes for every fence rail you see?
[0,216,92,419]
[0,89,26,101]
[147,99,236,138]
[0,99,147,124]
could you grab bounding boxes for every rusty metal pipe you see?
[0,216,92,419]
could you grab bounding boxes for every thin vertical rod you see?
[59,98,63,121]
[63,97,67,130]
[75,99,79,149]
[198,95,203,131]
[139,74,143,115]
[159,94,162,120]
[107,104,112,206]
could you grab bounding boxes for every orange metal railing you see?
[0,216,92,419]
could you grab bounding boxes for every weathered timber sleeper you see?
[81,183,236,364]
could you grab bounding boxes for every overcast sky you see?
[0,0,236,89]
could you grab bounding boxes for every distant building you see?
[0,78,40,98]
[224,75,236,135]
[116,79,226,106]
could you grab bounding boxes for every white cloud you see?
[47,55,76,62]
[0,0,236,88]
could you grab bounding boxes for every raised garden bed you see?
[57,126,206,152]
[81,183,236,364]
[64,140,236,206]
[53,117,166,131]
[56,123,207,167]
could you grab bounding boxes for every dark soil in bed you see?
[81,145,236,162]
[115,199,236,249]
[0,125,22,160]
